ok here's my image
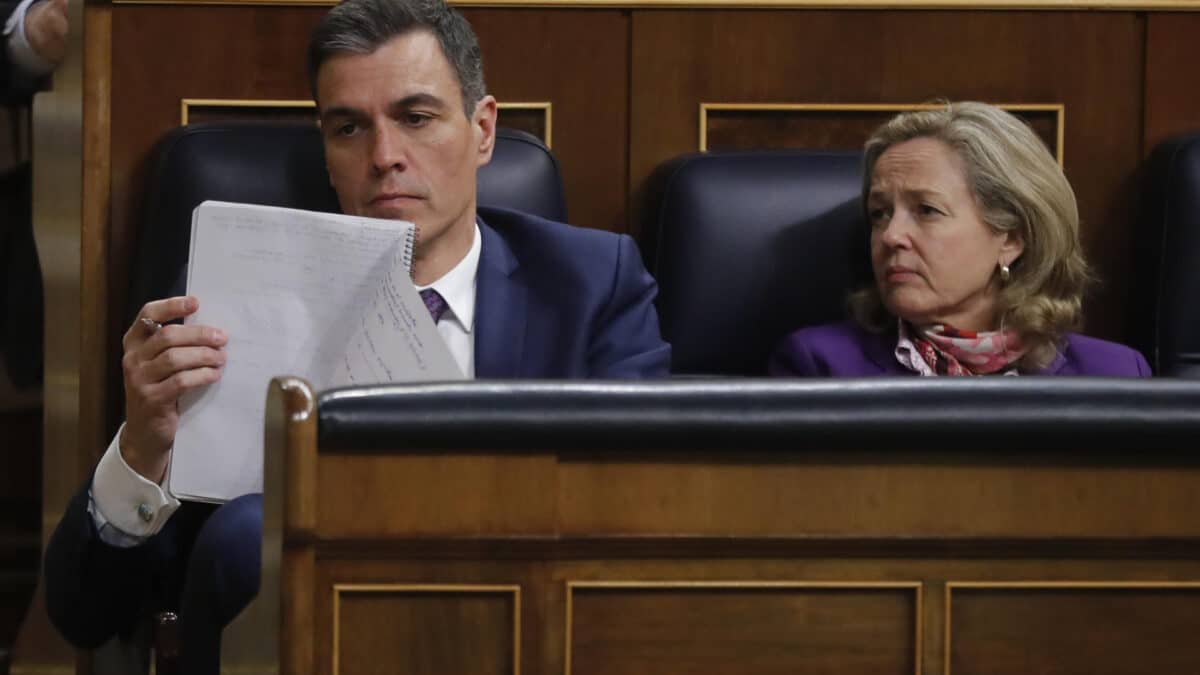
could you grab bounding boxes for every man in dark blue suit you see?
[43,0,669,671]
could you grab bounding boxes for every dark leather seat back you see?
[129,123,565,319]
[1136,132,1200,377]
[643,150,868,375]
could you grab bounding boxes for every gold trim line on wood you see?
[947,580,1200,589]
[699,102,1065,166]
[179,98,553,148]
[942,580,1200,675]
[568,580,923,589]
[498,101,553,149]
[181,98,316,125]
[564,580,923,675]
[112,0,1200,9]
[332,583,521,675]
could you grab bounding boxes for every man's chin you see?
[362,199,424,222]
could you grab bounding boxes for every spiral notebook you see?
[167,200,464,503]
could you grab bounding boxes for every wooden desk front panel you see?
[297,450,1200,675]
[313,451,1200,538]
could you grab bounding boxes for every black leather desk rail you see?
[317,378,1200,452]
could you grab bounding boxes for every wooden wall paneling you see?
[313,560,554,675]
[566,581,920,675]
[334,585,519,675]
[303,555,1200,675]
[555,451,1200,538]
[82,2,113,466]
[1143,13,1200,155]
[629,10,1144,341]
[180,99,318,125]
[109,4,327,434]
[315,453,559,537]
[497,104,552,148]
[463,9,631,233]
[701,104,1062,163]
[300,424,1200,675]
[946,583,1200,675]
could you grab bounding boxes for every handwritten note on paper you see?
[169,201,464,503]
[330,243,462,387]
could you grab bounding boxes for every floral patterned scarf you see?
[905,323,1025,376]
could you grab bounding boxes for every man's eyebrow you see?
[319,94,448,120]
[390,93,448,111]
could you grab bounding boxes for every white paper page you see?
[330,243,463,387]
[169,201,462,503]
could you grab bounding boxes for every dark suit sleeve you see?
[43,480,170,648]
[0,0,48,103]
[585,234,671,378]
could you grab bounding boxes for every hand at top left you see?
[25,0,68,68]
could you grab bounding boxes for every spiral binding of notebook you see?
[400,223,420,277]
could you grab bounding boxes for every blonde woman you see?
[771,102,1149,377]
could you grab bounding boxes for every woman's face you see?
[867,137,1023,331]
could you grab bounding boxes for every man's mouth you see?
[370,193,423,205]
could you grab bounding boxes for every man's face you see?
[316,31,496,249]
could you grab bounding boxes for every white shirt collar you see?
[415,223,480,333]
[895,319,935,376]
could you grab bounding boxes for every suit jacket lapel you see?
[474,218,527,378]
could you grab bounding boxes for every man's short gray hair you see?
[307,0,486,117]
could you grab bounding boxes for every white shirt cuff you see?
[90,423,181,540]
[4,0,55,78]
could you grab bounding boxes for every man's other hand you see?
[120,296,227,484]
[25,0,68,68]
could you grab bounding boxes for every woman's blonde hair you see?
[849,101,1092,371]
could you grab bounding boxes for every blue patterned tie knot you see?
[419,288,449,324]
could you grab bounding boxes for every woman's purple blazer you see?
[769,321,1152,377]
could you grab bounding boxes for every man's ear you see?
[472,95,498,168]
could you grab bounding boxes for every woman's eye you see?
[918,204,943,217]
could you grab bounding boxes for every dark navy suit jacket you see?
[769,320,1151,377]
[44,206,670,648]
[474,206,670,378]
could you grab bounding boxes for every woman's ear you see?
[1000,230,1025,267]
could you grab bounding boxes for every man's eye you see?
[334,123,358,137]
[404,113,432,127]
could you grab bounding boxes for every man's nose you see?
[370,124,407,174]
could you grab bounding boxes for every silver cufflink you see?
[137,503,154,523]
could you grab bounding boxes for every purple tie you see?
[419,288,449,324]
